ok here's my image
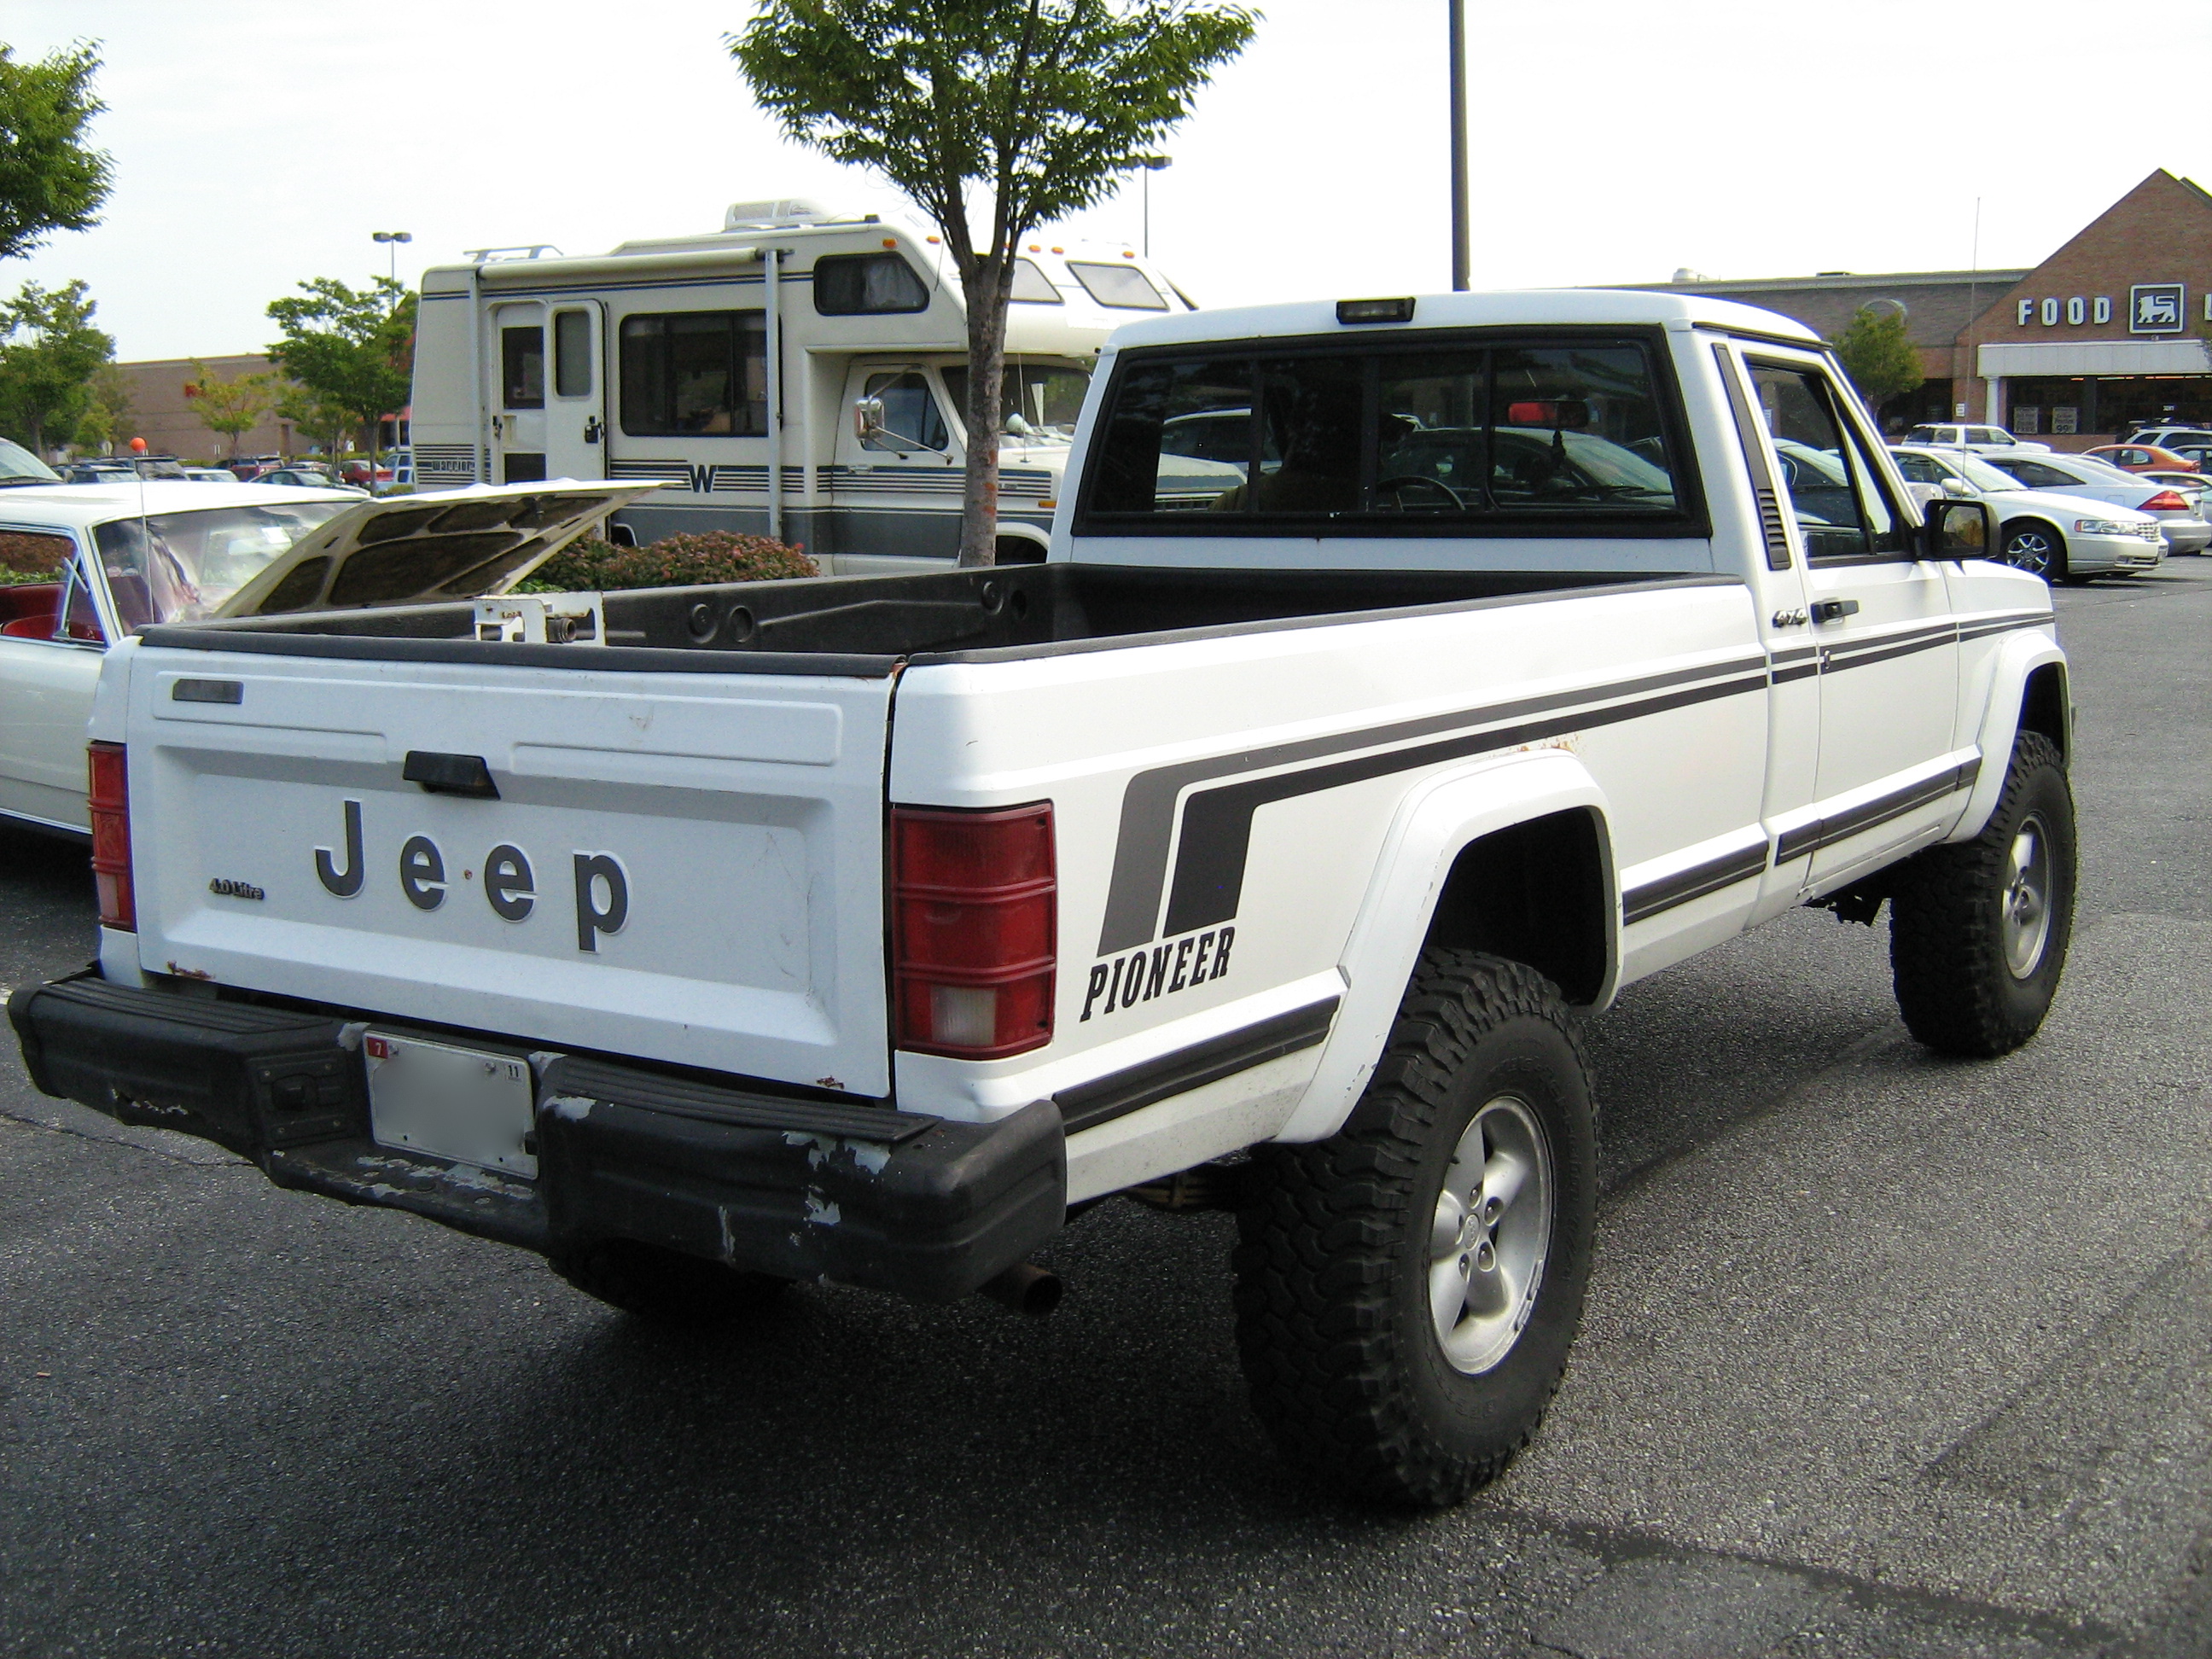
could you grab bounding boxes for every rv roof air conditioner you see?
[723,199,838,231]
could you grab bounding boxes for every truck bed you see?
[144,564,1674,669]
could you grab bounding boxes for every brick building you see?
[107,355,300,464]
[1627,170,2212,451]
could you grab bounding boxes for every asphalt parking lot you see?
[2,562,2207,1659]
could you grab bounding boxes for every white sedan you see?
[1969,450,2211,555]
[1883,445,2164,583]
[1,475,655,835]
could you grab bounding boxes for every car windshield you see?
[91,500,354,625]
[0,437,61,486]
[940,358,1092,442]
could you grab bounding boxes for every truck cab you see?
[408,199,1193,570]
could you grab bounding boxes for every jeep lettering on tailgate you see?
[312,797,629,952]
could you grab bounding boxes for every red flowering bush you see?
[521,530,816,594]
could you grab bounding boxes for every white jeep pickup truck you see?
[9,290,2075,1506]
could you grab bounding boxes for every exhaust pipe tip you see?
[978,1261,1062,1318]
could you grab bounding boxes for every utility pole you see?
[1449,0,1470,290]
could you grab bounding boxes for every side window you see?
[0,531,77,642]
[1086,357,1258,514]
[1744,363,1902,560]
[2005,459,2075,488]
[551,311,592,399]
[1891,451,1944,485]
[619,311,767,436]
[56,550,107,643]
[813,253,929,316]
[502,327,544,410]
[861,371,949,452]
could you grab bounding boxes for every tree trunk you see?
[958,260,1011,568]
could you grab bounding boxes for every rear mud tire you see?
[549,1238,789,1327]
[1889,731,2075,1057]
[1231,950,1597,1507]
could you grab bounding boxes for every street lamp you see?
[1137,155,1171,258]
[369,232,413,490]
[372,230,413,288]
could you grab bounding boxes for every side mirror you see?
[1921,498,1993,561]
[853,395,887,441]
[1941,475,1973,497]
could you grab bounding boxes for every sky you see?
[9,0,2211,364]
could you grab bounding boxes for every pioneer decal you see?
[311,798,628,952]
[1080,925,1235,1022]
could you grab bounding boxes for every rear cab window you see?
[1075,327,1700,538]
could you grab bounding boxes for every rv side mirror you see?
[1922,498,1993,561]
[853,395,887,441]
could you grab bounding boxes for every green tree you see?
[1828,304,1924,413]
[732,0,1256,565]
[73,361,131,452]
[273,382,355,457]
[0,278,114,452]
[266,275,416,468]
[184,358,276,458]
[0,41,114,259]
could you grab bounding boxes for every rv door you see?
[490,302,547,484]
[544,302,608,482]
[830,364,963,570]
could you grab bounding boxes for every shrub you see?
[519,530,817,594]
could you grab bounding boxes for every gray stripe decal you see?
[1095,653,1766,954]
[1622,841,1771,924]
[1774,759,1980,864]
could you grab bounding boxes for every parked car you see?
[340,459,397,489]
[2083,442,2200,474]
[224,457,286,481]
[1888,445,2167,579]
[1902,422,2051,453]
[0,439,61,487]
[253,467,365,494]
[2120,425,2212,450]
[1969,449,2212,555]
[0,479,656,836]
[183,468,238,484]
[58,462,137,485]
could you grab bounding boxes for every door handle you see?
[1811,598,1860,623]
[583,416,602,445]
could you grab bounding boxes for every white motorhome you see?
[410,199,1196,569]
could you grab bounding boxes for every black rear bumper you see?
[7,975,1063,1302]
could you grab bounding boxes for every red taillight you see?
[2140,489,2190,510]
[892,802,1055,1058]
[87,741,135,931]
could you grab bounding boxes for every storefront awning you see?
[1980,340,2212,376]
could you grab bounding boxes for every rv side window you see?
[502,327,544,410]
[1077,334,1691,535]
[1068,262,1169,311]
[812,253,929,315]
[552,311,593,399]
[619,311,767,437]
[1010,260,1062,304]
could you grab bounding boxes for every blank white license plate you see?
[364,1033,538,1179]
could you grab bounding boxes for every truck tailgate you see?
[121,644,896,1096]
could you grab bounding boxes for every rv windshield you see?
[941,358,1091,443]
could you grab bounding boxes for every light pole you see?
[1137,155,1171,258]
[1448,0,1469,290]
[370,233,412,486]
